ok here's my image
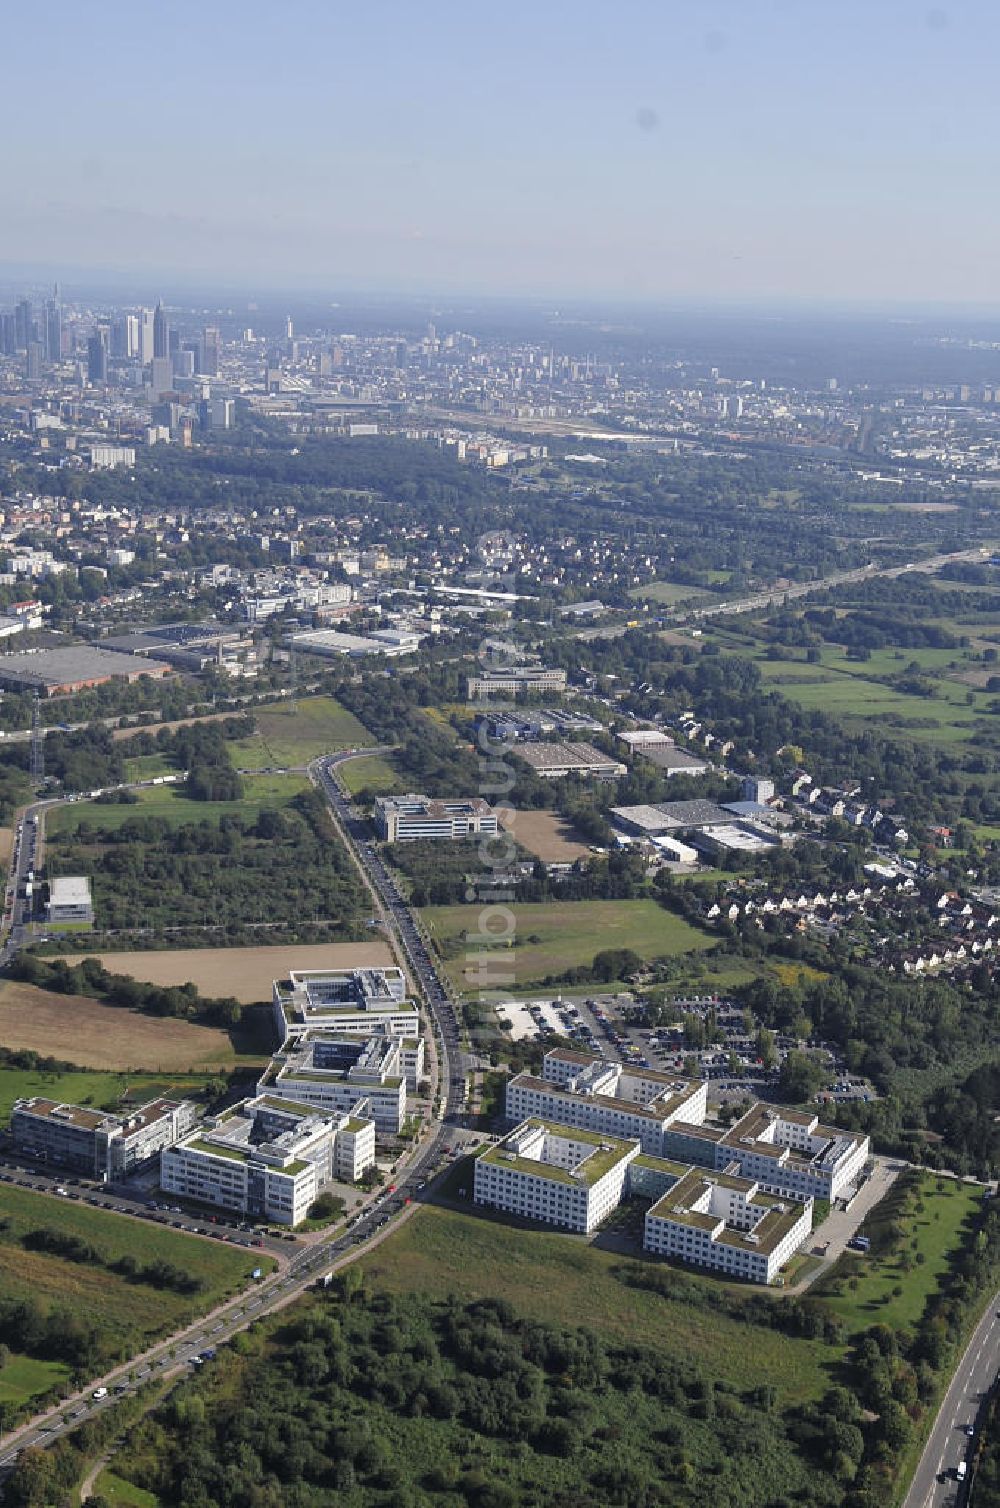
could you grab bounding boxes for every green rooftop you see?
[187,1137,247,1164]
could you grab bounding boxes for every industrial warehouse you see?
[0,644,172,695]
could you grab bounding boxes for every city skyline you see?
[4,1,1000,306]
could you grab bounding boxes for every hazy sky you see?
[3,1,998,304]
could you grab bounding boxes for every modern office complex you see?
[11,1095,197,1181]
[663,1101,869,1203]
[506,1050,867,1204]
[258,1031,423,1134]
[272,966,419,1040]
[474,1119,640,1233]
[505,1051,709,1155]
[643,1167,813,1284]
[161,1095,375,1225]
[374,794,499,843]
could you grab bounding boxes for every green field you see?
[0,1067,211,1128]
[0,1184,272,1363]
[363,1204,833,1404]
[122,752,179,783]
[628,579,712,606]
[422,897,714,991]
[46,772,308,836]
[227,696,374,770]
[812,1173,982,1332]
[93,1473,160,1508]
[0,1353,70,1409]
[337,752,401,796]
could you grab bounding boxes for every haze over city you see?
[4,0,999,305]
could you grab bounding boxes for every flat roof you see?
[49,875,92,906]
[0,645,171,687]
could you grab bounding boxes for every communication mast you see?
[30,693,44,787]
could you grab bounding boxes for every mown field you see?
[0,980,246,1071]
[422,897,714,992]
[337,752,401,796]
[628,580,713,606]
[45,772,309,837]
[59,940,397,1004]
[812,1172,983,1333]
[363,1204,834,1405]
[227,696,374,770]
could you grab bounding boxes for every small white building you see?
[46,875,93,925]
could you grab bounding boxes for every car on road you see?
[92,1387,108,1399]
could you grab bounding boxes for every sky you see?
[3,0,999,305]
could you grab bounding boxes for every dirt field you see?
[500,809,590,861]
[58,941,398,1003]
[0,827,13,868]
[0,981,240,1070]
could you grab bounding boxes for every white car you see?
[92,1387,108,1399]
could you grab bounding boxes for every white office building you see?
[273,967,419,1041]
[375,794,499,844]
[474,1118,639,1233]
[161,1095,375,1224]
[644,1167,813,1284]
[258,1032,417,1135]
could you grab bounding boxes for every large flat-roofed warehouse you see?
[610,799,732,836]
[101,622,252,672]
[0,645,171,696]
[513,741,626,780]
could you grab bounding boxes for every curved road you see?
[0,748,469,1476]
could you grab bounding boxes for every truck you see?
[957,1461,967,1482]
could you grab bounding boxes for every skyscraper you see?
[0,314,15,356]
[138,308,155,364]
[44,300,62,364]
[87,329,108,384]
[15,298,32,353]
[201,326,220,377]
[25,342,43,380]
[153,302,169,360]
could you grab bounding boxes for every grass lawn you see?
[811,1173,982,1333]
[93,1473,160,1508]
[337,752,401,797]
[364,1203,834,1405]
[0,1184,273,1360]
[46,773,308,836]
[121,752,179,784]
[421,897,715,991]
[0,1353,70,1408]
[628,580,712,606]
[227,696,374,770]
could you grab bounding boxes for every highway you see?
[903,1292,1000,1507]
[0,748,469,1475]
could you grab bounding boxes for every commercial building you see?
[643,1167,813,1284]
[291,627,423,660]
[11,1095,197,1181]
[375,794,499,843]
[474,1119,640,1233]
[466,666,567,699]
[512,741,626,781]
[639,746,710,778]
[505,1053,708,1156]
[272,966,420,1041]
[46,875,93,925]
[688,824,779,858]
[161,1095,375,1224]
[102,621,254,674]
[662,1101,869,1203]
[610,799,734,837]
[258,1031,422,1135]
[0,645,171,696]
[507,1049,868,1204]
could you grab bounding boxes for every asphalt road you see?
[903,1293,1000,1507]
[0,747,469,1476]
